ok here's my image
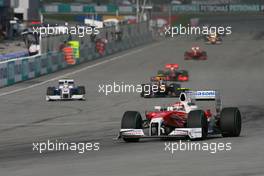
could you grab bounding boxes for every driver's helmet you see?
[210,33,217,38]
[102,38,108,44]
[63,82,69,88]
[192,46,200,52]
[155,76,161,81]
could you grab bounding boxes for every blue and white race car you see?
[46,79,85,101]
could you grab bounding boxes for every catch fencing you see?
[42,3,134,14]
[0,22,155,88]
[172,4,264,12]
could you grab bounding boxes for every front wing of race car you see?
[205,40,222,44]
[184,52,207,60]
[205,38,222,44]
[118,128,202,140]
[46,94,85,101]
[141,86,190,98]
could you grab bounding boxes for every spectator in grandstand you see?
[95,38,107,56]
[90,32,97,43]
[90,26,97,43]
[59,41,69,52]
[0,25,6,41]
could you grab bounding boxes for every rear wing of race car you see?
[194,90,219,101]
[150,75,167,81]
[165,64,179,69]
[181,90,222,115]
[176,88,191,91]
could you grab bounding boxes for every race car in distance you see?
[157,64,189,82]
[184,46,207,60]
[118,90,241,142]
[140,77,189,98]
[46,79,85,101]
[205,33,222,44]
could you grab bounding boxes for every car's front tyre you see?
[187,110,208,140]
[77,86,86,95]
[121,111,143,142]
[220,107,241,137]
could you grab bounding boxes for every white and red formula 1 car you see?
[118,90,241,142]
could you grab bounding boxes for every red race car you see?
[205,33,222,44]
[184,46,207,60]
[157,64,189,82]
[118,90,241,142]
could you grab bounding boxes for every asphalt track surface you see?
[0,15,264,176]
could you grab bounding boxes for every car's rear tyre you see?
[47,87,55,96]
[220,107,241,137]
[157,70,164,75]
[184,51,190,60]
[181,70,189,76]
[200,51,207,60]
[168,83,181,97]
[140,84,151,98]
[140,84,145,97]
[187,110,208,140]
[121,111,143,142]
[77,86,85,95]
[179,70,189,80]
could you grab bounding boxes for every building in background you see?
[14,0,40,22]
[0,0,40,39]
[0,0,17,39]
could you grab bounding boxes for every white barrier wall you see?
[0,23,154,88]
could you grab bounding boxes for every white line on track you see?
[0,122,120,127]
[0,42,163,97]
